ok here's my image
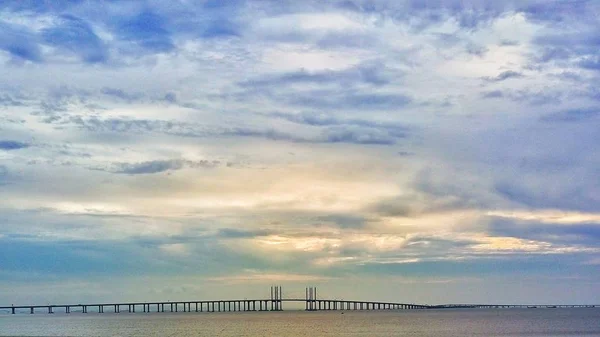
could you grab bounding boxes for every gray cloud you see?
[481,90,504,99]
[541,108,599,123]
[0,165,8,185]
[108,159,223,175]
[369,169,492,218]
[217,228,274,239]
[0,93,26,107]
[0,140,29,150]
[101,87,144,101]
[239,62,395,88]
[494,179,599,213]
[480,89,562,105]
[313,214,367,229]
[482,70,524,82]
[489,218,600,249]
[285,91,413,110]
[268,111,409,136]
[322,126,397,145]
[113,160,184,174]
[0,21,42,62]
[266,111,410,145]
[43,114,405,146]
[41,14,108,63]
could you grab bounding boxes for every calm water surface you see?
[1,309,599,336]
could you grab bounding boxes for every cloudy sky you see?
[1,0,599,306]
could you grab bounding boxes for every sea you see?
[1,309,600,336]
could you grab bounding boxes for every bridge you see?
[0,287,596,315]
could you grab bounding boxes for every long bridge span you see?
[1,287,596,315]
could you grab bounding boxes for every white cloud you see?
[487,210,600,224]
[0,0,599,305]
[159,243,190,257]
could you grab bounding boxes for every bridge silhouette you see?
[1,286,596,315]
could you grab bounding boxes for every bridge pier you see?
[30,307,34,314]
[48,306,53,314]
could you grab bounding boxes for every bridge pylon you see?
[270,285,283,311]
[305,287,317,311]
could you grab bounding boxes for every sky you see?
[0,0,599,306]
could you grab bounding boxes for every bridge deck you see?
[2,287,597,314]
[1,300,596,311]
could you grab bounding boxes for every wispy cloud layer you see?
[0,0,599,304]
